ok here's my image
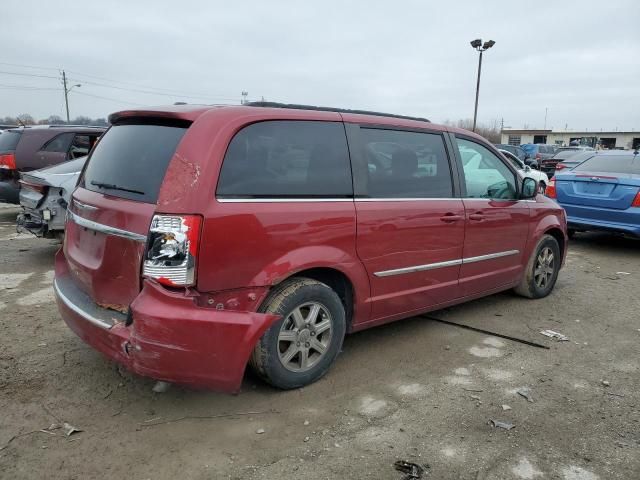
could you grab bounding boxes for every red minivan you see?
[54,103,567,392]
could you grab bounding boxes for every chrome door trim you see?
[462,249,520,264]
[373,250,520,277]
[374,259,463,277]
[216,198,354,203]
[67,210,147,243]
[72,199,98,211]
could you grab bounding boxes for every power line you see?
[0,61,60,72]
[0,83,59,91]
[73,90,150,107]
[0,70,60,80]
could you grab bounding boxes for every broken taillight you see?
[0,153,16,170]
[19,179,47,194]
[545,177,557,198]
[142,214,202,287]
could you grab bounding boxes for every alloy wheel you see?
[277,302,333,372]
[534,247,555,289]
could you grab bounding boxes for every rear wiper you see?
[90,181,145,195]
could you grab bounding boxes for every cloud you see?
[1,0,639,130]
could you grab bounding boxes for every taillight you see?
[545,177,557,198]
[19,179,47,194]
[535,153,542,159]
[142,214,202,287]
[632,191,640,207]
[555,163,566,171]
[0,153,16,170]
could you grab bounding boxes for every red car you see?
[54,103,567,392]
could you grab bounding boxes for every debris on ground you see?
[152,381,171,393]
[394,460,428,479]
[255,428,265,434]
[303,420,310,426]
[616,272,631,275]
[601,380,610,387]
[517,387,534,403]
[63,422,82,437]
[501,404,512,411]
[489,419,515,430]
[540,329,569,341]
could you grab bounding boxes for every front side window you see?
[217,121,352,198]
[360,128,453,198]
[457,138,517,199]
[42,132,74,152]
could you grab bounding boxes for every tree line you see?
[1,114,108,126]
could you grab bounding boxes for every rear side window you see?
[42,132,74,152]
[82,124,187,203]
[217,121,352,198]
[0,131,21,151]
[572,155,639,175]
[360,128,453,198]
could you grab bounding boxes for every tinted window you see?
[360,128,453,198]
[0,130,21,151]
[83,124,187,203]
[42,133,74,152]
[458,138,517,199]
[217,121,352,198]
[572,155,640,175]
[521,144,537,155]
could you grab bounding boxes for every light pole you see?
[470,39,495,132]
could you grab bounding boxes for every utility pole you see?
[62,70,70,123]
[544,107,548,129]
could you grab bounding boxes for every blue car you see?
[546,150,640,237]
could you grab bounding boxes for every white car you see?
[498,148,549,193]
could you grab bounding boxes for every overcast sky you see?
[2,0,639,131]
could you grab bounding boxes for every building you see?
[500,129,640,150]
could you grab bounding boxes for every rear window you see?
[572,155,640,175]
[217,120,352,198]
[82,124,187,203]
[521,144,536,154]
[0,130,21,152]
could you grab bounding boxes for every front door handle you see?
[440,213,463,223]
[469,212,485,221]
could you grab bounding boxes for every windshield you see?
[572,154,640,175]
[82,123,188,203]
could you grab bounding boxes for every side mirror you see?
[521,177,537,199]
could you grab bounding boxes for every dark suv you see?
[0,125,105,203]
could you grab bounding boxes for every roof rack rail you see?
[48,124,106,129]
[245,101,430,123]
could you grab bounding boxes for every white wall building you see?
[500,129,640,150]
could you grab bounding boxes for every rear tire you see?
[514,234,561,299]
[250,278,346,389]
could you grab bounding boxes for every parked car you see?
[17,156,85,239]
[498,149,549,192]
[54,103,567,392]
[546,150,596,175]
[0,125,104,204]
[557,146,595,153]
[520,144,557,166]
[494,144,527,162]
[546,150,639,237]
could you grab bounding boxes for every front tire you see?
[514,234,561,299]
[250,278,346,389]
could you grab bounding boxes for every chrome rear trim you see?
[67,210,147,243]
[462,250,520,264]
[54,278,122,330]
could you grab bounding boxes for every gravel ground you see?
[0,204,638,480]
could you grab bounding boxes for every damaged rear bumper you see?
[54,249,280,392]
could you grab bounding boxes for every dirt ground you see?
[0,203,638,480]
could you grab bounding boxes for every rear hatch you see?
[63,121,189,310]
[556,154,640,214]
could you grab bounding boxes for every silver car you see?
[16,156,85,238]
